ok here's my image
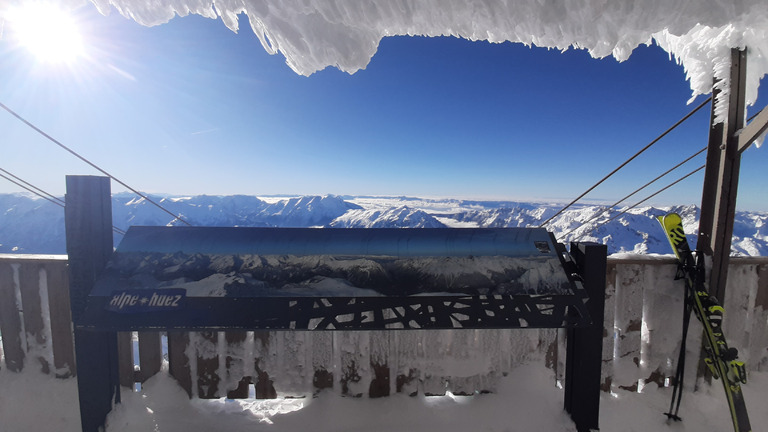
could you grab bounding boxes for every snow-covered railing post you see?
[0,255,74,376]
[65,175,120,432]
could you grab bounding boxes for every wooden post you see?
[47,260,77,377]
[738,105,768,154]
[0,262,25,372]
[697,48,747,303]
[19,262,49,373]
[195,331,221,398]
[565,242,606,432]
[65,175,119,432]
[224,331,252,399]
[116,332,134,388]
[138,332,163,383]
[168,331,193,397]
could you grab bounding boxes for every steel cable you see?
[539,96,712,227]
[0,101,192,226]
[0,167,127,236]
[556,146,707,241]
[569,164,705,242]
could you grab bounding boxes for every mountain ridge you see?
[1,193,765,256]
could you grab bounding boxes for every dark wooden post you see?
[47,260,77,378]
[565,242,606,432]
[697,48,747,303]
[0,262,25,372]
[65,175,120,432]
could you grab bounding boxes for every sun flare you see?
[6,3,84,63]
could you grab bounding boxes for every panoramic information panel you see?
[84,227,590,330]
[94,226,572,298]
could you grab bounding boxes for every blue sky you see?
[1,6,767,210]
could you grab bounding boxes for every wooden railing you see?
[0,255,74,377]
[2,254,767,398]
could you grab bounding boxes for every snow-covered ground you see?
[1,360,766,432]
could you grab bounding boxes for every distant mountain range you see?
[1,193,765,256]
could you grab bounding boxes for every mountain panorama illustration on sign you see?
[93,226,574,299]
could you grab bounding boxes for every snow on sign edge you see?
[7,0,768,122]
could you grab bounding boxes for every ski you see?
[657,212,751,432]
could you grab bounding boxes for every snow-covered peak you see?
[329,206,446,228]
[112,194,270,227]
[449,206,552,228]
[265,195,362,227]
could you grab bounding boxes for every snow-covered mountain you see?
[111,194,360,228]
[0,194,66,254]
[329,206,445,228]
[1,193,766,256]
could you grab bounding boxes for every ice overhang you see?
[12,0,766,123]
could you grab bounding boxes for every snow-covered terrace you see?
[1,253,767,431]
[2,1,768,431]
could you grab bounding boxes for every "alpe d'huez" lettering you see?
[109,291,183,311]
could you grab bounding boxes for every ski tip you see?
[658,212,684,232]
[656,212,681,224]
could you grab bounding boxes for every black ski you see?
[657,212,751,432]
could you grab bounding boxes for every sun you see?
[5,2,85,63]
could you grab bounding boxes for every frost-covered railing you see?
[603,255,768,392]
[61,176,606,432]
[2,255,766,395]
[0,255,74,377]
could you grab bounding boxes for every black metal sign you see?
[81,226,591,330]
